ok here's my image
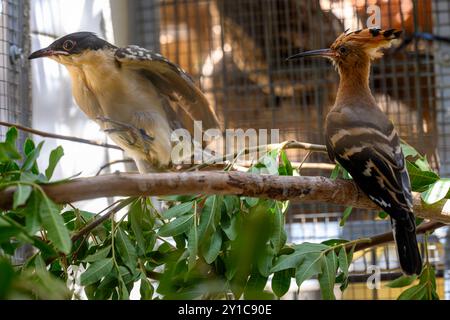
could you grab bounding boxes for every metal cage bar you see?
[0,0,31,145]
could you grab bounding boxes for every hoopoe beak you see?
[286,48,335,61]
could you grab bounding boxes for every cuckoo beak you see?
[29,47,68,60]
[286,48,335,61]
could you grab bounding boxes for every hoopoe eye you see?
[63,40,75,51]
[338,46,348,55]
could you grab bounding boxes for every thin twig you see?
[96,159,134,176]
[297,151,312,172]
[0,121,122,150]
[351,221,445,253]
[187,140,328,171]
[71,197,135,242]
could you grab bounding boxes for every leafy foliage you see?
[0,128,442,300]
[387,234,439,300]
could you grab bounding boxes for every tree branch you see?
[0,121,122,150]
[351,221,445,253]
[1,171,450,223]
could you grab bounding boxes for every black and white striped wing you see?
[326,113,414,224]
[114,46,219,131]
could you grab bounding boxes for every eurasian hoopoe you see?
[288,28,422,275]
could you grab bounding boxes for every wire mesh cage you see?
[0,0,446,300]
[0,0,31,263]
[0,0,31,144]
[128,0,449,299]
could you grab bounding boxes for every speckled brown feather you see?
[115,46,220,132]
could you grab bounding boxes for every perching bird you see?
[29,32,220,173]
[288,28,422,275]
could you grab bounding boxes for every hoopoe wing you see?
[325,110,415,227]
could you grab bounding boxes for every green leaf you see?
[397,283,428,300]
[158,214,193,237]
[84,246,111,262]
[341,167,352,180]
[329,164,341,180]
[223,195,239,216]
[222,214,240,241]
[139,274,153,300]
[401,143,419,158]
[23,138,35,155]
[115,228,137,271]
[257,246,275,277]
[0,221,21,243]
[244,197,259,207]
[321,239,348,246]
[158,195,198,202]
[398,264,439,300]
[0,128,20,162]
[22,140,44,172]
[415,157,431,171]
[96,270,118,292]
[162,201,194,219]
[378,211,388,219]
[80,258,114,286]
[244,271,270,299]
[339,206,353,227]
[13,184,32,209]
[338,247,349,279]
[387,274,417,288]
[34,254,47,272]
[202,229,222,264]
[270,203,286,253]
[24,191,41,235]
[271,243,328,272]
[5,127,18,146]
[0,258,15,299]
[318,251,337,300]
[406,161,439,191]
[128,200,146,254]
[421,179,450,204]
[0,142,21,161]
[118,277,130,300]
[198,196,222,240]
[279,151,293,176]
[39,194,71,254]
[187,219,198,270]
[295,252,323,288]
[272,270,292,298]
[347,243,356,267]
[172,235,185,250]
[45,146,64,180]
[20,171,46,183]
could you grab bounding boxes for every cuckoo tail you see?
[392,214,422,275]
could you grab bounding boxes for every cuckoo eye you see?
[62,40,75,51]
[338,46,348,55]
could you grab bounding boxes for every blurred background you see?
[0,0,449,299]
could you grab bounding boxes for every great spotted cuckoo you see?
[29,32,220,173]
